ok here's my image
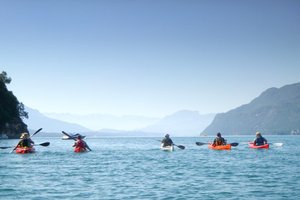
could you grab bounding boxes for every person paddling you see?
[253,132,268,146]
[212,132,227,146]
[161,134,174,147]
[73,135,91,152]
[17,133,35,148]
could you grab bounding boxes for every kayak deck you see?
[74,147,87,153]
[160,144,174,151]
[208,144,231,150]
[15,146,35,154]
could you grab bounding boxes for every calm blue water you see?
[0,136,299,200]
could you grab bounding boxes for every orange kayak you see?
[208,144,231,150]
[15,146,35,154]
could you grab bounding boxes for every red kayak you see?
[248,142,269,149]
[74,147,86,153]
[15,146,35,154]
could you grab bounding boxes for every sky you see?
[1,0,300,118]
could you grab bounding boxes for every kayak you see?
[208,143,231,150]
[248,142,269,149]
[160,144,174,151]
[74,147,87,153]
[15,146,35,154]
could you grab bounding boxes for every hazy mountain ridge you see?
[203,82,300,135]
[24,107,215,136]
[139,110,216,136]
[44,113,159,131]
[24,107,91,133]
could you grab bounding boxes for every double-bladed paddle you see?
[0,142,50,149]
[62,131,92,151]
[196,142,239,147]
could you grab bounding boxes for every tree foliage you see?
[0,71,28,130]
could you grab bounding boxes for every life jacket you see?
[162,138,173,147]
[255,137,267,146]
[19,139,32,147]
[215,138,223,146]
[214,137,226,146]
[76,140,85,149]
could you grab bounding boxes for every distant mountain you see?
[203,82,300,135]
[24,107,90,133]
[43,113,159,131]
[139,110,216,136]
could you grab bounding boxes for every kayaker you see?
[253,132,268,146]
[73,135,91,151]
[17,132,34,148]
[212,132,227,146]
[161,134,174,147]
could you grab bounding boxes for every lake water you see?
[0,135,299,200]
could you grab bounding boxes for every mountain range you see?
[23,82,300,136]
[24,107,91,133]
[203,82,300,135]
[139,110,215,136]
[24,106,215,136]
[43,112,159,131]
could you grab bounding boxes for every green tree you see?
[0,71,28,130]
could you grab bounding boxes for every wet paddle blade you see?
[39,142,50,147]
[30,128,43,138]
[272,143,283,147]
[176,145,185,150]
[230,142,239,147]
[0,146,13,149]
[196,142,207,146]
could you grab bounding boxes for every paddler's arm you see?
[84,141,92,151]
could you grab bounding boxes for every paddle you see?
[10,128,43,153]
[174,144,185,150]
[270,142,283,147]
[196,142,239,147]
[1,142,50,150]
[62,131,76,140]
[30,128,43,138]
[62,131,92,151]
[35,142,50,147]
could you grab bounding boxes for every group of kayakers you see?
[161,132,268,148]
[16,133,91,152]
[15,130,268,153]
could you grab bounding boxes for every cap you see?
[20,132,29,139]
[256,132,261,135]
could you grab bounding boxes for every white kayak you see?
[160,144,174,151]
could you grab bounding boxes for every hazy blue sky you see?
[1,0,300,117]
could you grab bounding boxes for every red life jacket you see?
[76,140,85,148]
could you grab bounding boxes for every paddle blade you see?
[230,142,239,147]
[39,142,50,147]
[272,143,283,147]
[31,128,43,137]
[196,142,207,146]
[62,131,76,140]
[0,146,13,149]
[177,145,185,150]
